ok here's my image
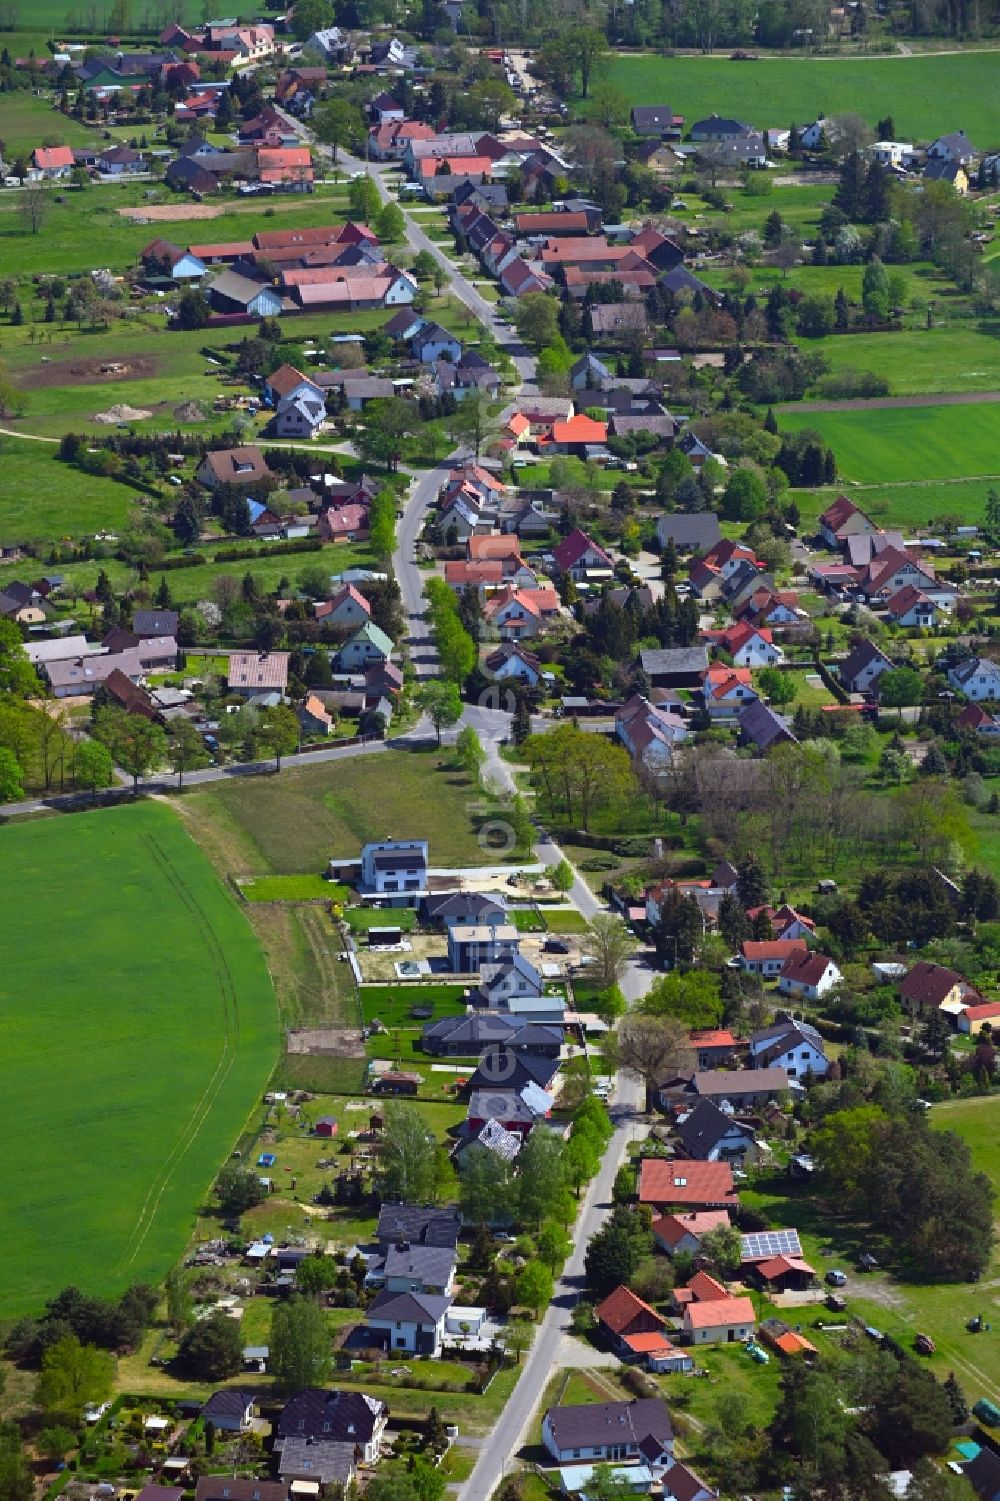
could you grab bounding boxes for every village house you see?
[595,1286,693,1373]
[709,622,783,669]
[275,1389,387,1462]
[898,960,980,1022]
[196,446,272,491]
[818,496,877,549]
[227,651,289,697]
[315,584,371,631]
[776,953,842,1005]
[542,1399,674,1465]
[485,643,543,685]
[638,1158,737,1212]
[957,1001,1000,1036]
[884,584,938,628]
[338,623,393,671]
[358,840,428,904]
[653,1209,731,1258]
[447,923,519,972]
[738,701,797,751]
[682,1292,756,1346]
[750,1013,829,1076]
[948,657,1000,703]
[616,694,688,770]
[673,1098,757,1164]
[837,639,894,696]
[552,528,614,580]
[739,939,808,976]
[201,1391,255,1433]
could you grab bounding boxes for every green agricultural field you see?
[802,324,1000,396]
[185,750,495,876]
[0,435,135,544]
[0,801,279,1315]
[779,401,1000,485]
[603,50,1000,143]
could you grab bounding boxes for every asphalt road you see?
[459,1066,648,1501]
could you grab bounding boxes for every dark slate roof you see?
[202,1390,253,1422]
[422,1013,521,1048]
[467,1045,561,1095]
[424,891,508,924]
[632,105,674,133]
[276,1389,386,1443]
[639,645,710,677]
[739,700,797,749]
[366,1289,450,1324]
[375,1204,461,1249]
[381,1241,456,1283]
[277,1439,357,1484]
[195,1481,287,1501]
[656,513,721,551]
[675,1098,752,1160]
[132,608,181,637]
[964,1448,1000,1501]
[545,1398,673,1453]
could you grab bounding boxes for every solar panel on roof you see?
[740,1228,802,1260]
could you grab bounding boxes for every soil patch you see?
[18,354,159,391]
[175,399,208,422]
[778,390,1000,412]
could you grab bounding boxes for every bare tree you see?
[583,912,632,990]
[617,1015,690,1112]
[19,181,49,236]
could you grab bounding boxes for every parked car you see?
[825,1269,848,1287]
[543,938,570,953]
[825,1293,847,1313]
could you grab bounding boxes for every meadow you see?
[602,50,1000,143]
[779,400,1000,485]
[0,435,136,542]
[805,325,1000,397]
[0,800,279,1315]
[184,750,496,874]
[0,91,102,155]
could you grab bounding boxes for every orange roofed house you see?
[639,1158,737,1212]
[595,1286,694,1373]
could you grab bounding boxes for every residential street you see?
[459,1067,648,1501]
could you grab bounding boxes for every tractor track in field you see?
[115,834,243,1272]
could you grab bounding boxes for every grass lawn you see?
[345,907,418,932]
[790,478,997,531]
[360,983,470,1027]
[795,324,1000,397]
[601,51,1000,143]
[0,91,102,155]
[0,538,376,609]
[742,1156,1000,1408]
[779,401,1000,485]
[659,1342,783,1472]
[542,908,591,934]
[512,908,545,932]
[0,436,136,544]
[0,182,356,279]
[185,750,496,877]
[0,800,279,1315]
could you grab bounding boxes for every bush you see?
[815,368,891,400]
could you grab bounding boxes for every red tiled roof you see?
[596,1285,665,1334]
[684,1295,755,1330]
[653,1210,731,1248]
[741,939,808,962]
[639,1159,737,1207]
[686,1271,729,1303]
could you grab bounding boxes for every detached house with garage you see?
[818,496,877,549]
[948,657,1000,703]
[363,1290,449,1355]
[898,961,980,1022]
[542,1399,674,1466]
[595,1287,694,1373]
